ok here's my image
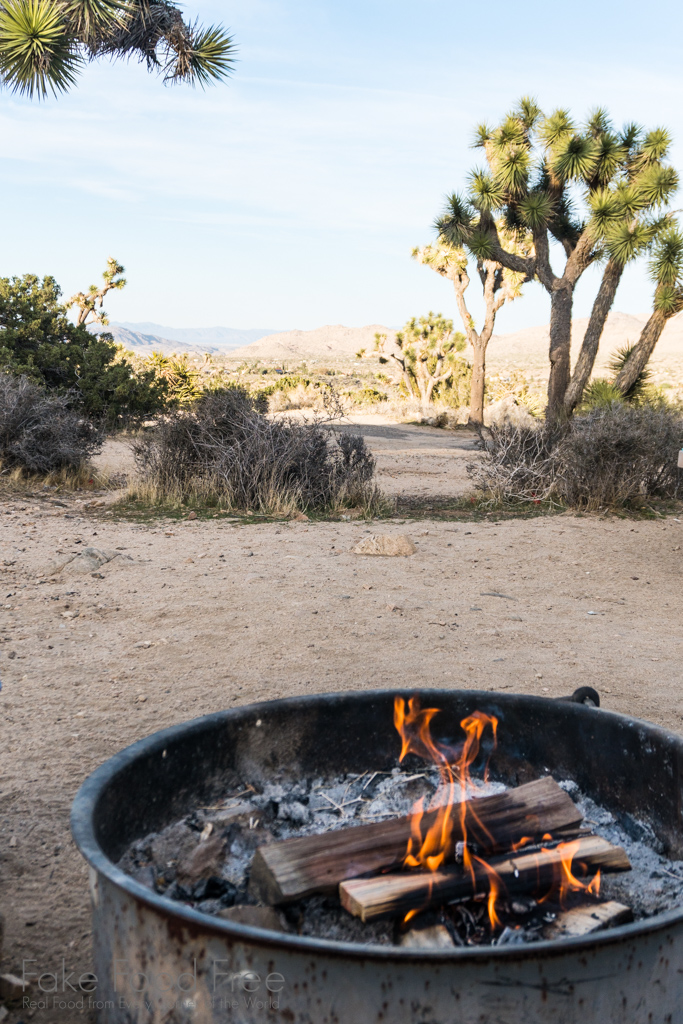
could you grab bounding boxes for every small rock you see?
[0,1002,8,1021]
[353,534,417,557]
[134,641,152,649]
[61,610,80,619]
[400,925,454,950]
[91,572,104,579]
[187,511,197,520]
[8,837,16,848]
[136,695,147,703]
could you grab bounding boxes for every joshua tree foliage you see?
[412,229,531,425]
[0,0,236,98]
[437,99,680,418]
[611,228,683,395]
[143,350,206,406]
[374,313,466,409]
[69,256,126,327]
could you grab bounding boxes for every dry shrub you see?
[267,383,321,412]
[0,374,102,475]
[130,386,381,514]
[470,404,683,510]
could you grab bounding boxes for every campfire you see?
[120,694,641,948]
[75,688,683,1023]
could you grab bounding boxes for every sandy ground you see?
[1,431,683,1023]
[334,417,478,500]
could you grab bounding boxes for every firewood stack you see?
[249,777,633,944]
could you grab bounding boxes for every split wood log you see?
[250,777,583,904]
[544,899,633,939]
[340,835,631,922]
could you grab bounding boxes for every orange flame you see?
[473,856,505,930]
[537,839,601,907]
[393,697,602,934]
[394,696,501,927]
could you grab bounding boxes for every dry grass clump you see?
[129,386,382,515]
[0,374,102,477]
[267,382,323,412]
[470,404,683,510]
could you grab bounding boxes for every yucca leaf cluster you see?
[437,99,681,416]
[0,0,236,96]
[439,99,680,288]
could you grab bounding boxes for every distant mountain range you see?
[90,322,278,354]
[227,324,395,360]
[487,311,683,373]
[90,313,682,372]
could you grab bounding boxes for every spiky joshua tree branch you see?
[69,256,126,326]
[437,99,680,419]
[0,0,236,98]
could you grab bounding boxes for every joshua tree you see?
[612,228,683,395]
[0,0,235,98]
[437,99,679,419]
[69,256,126,327]
[412,229,530,425]
[375,313,465,410]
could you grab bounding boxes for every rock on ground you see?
[353,534,417,556]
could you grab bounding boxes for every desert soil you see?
[1,427,682,1023]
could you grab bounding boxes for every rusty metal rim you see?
[71,688,683,962]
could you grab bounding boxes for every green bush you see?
[0,274,166,425]
[433,358,472,407]
[347,386,388,405]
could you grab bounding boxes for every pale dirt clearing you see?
[0,443,682,1023]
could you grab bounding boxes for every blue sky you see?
[1,0,682,332]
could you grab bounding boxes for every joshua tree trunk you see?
[469,340,486,424]
[448,258,505,427]
[613,307,670,394]
[564,259,623,414]
[546,285,574,421]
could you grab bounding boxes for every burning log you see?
[544,899,633,939]
[250,777,582,904]
[339,835,631,922]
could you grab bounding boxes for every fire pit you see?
[71,688,683,1023]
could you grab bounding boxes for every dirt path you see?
[1,452,682,1022]
[333,419,478,500]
